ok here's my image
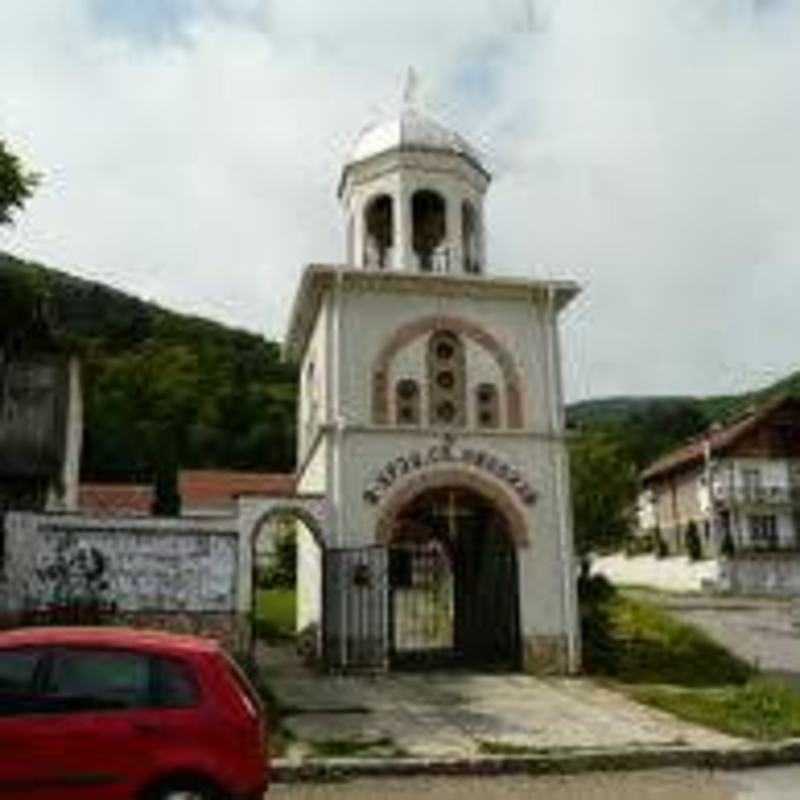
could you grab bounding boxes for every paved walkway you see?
[259,644,742,761]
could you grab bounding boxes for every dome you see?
[347,106,487,174]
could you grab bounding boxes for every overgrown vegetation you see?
[308,737,407,759]
[631,680,800,742]
[0,139,38,227]
[579,575,800,740]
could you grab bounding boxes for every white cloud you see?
[1,0,799,401]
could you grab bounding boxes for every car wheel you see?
[148,779,227,800]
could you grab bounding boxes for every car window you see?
[0,649,41,695]
[47,649,150,711]
[154,656,199,709]
[0,648,46,717]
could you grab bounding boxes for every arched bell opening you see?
[364,194,394,270]
[412,190,447,273]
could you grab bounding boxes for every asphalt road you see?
[269,767,800,799]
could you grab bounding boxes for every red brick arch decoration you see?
[375,465,530,548]
[372,315,524,428]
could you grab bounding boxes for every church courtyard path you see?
[258,644,742,761]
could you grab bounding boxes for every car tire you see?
[144,778,228,800]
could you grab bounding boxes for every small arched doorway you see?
[249,505,326,651]
[388,485,520,669]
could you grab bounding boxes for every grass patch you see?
[254,588,296,641]
[579,576,800,741]
[630,679,800,741]
[308,737,408,759]
[583,588,754,687]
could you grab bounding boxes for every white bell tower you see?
[338,72,490,276]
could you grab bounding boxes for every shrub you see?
[260,529,297,589]
[721,530,736,558]
[578,572,618,674]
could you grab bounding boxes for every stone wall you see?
[717,554,800,597]
[0,512,249,652]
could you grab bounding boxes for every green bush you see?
[260,529,296,589]
[721,530,736,558]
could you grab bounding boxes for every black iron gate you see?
[322,532,520,672]
[322,545,389,671]
[388,530,520,670]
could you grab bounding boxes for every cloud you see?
[1,0,799,401]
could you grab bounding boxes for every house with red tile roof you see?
[637,395,800,556]
[80,470,296,517]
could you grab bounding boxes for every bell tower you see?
[338,72,491,276]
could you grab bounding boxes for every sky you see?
[1,0,799,402]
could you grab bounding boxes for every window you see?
[153,657,200,709]
[0,648,45,717]
[395,379,420,426]
[46,649,150,711]
[427,331,465,427]
[749,514,777,546]
[0,649,42,696]
[476,383,500,429]
[742,467,762,500]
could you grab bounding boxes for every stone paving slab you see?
[260,645,742,761]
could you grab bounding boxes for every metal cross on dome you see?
[403,66,420,109]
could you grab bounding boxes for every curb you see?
[272,741,800,783]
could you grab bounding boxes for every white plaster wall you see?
[298,435,329,495]
[299,297,329,459]
[718,555,800,597]
[296,522,322,632]
[336,286,552,432]
[593,553,720,594]
[337,429,573,638]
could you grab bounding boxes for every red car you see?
[0,627,269,799]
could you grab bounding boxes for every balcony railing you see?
[712,484,800,505]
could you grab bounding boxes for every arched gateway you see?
[386,484,521,668]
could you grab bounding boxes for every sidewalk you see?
[256,644,800,782]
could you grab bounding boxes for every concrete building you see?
[279,83,582,674]
[0,354,82,514]
[637,395,800,557]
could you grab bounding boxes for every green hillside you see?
[1,252,298,481]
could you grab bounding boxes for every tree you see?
[0,139,38,226]
[569,430,638,558]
